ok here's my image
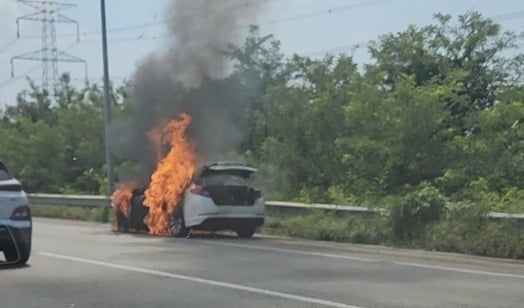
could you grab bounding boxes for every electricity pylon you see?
[11,0,87,94]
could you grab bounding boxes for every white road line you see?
[200,241,524,280]
[393,261,524,280]
[40,252,364,308]
[199,240,380,262]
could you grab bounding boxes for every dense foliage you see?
[0,12,522,213]
[264,206,524,259]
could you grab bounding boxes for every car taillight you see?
[189,185,210,197]
[0,184,23,191]
[11,206,31,220]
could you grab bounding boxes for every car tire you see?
[4,240,31,265]
[170,208,189,238]
[236,227,256,238]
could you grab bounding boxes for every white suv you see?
[0,161,31,266]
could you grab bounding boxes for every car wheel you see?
[170,209,189,238]
[236,227,256,238]
[4,240,31,265]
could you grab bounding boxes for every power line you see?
[14,3,524,45]
[79,34,170,43]
[0,42,79,91]
[258,0,388,26]
[27,6,523,51]
[492,10,524,22]
[302,42,369,57]
[82,1,268,35]
[18,0,271,40]
[18,0,387,41]
[5,2,523,89]
[0,38,18,53]
[65,1,386,44]
[0,64,41,90]
[68,75,128,82]
[35,4,524,47]
[297,9,524,57]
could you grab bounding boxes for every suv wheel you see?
[4,241,31,265]
[236,227,256,238]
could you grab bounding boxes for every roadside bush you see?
[31,205,105,222]
[389,184,447,240]
[444,201,489,220]
[466,222,524,258]
[425,219,524,259]
[279,211,348,241]
[458,178,524,213]
[424,220,469,253]
[494,188,524,213]
[421,201,524,259]
[346,216,388,244]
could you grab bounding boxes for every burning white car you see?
[119,161,265,238]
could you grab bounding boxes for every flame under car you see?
[117,162,265,238]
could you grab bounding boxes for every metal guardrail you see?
[27,194,384,213]
[263,201,385,213]
[28,193,110,208]
[27,193,524,221]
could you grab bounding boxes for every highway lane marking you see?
[40,252,364,308]
[198,240,381,262]
[200,241,524,280]
[392,261,524,280]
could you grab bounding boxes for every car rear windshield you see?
[0,162,12,181]
[200,173,249,186]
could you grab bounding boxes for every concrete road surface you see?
[1,218,524,308]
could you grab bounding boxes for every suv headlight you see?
[11,205,31,220]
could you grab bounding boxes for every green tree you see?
[367,12,523,128]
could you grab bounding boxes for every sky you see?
[1,0,524,106]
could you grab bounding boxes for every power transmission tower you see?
[10,0,87,94]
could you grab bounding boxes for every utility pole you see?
[100,0,114,219]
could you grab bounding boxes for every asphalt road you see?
[2,218,524,308]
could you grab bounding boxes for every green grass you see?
[263,211,387,244]
[423,219,524,258]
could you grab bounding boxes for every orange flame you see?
[111,182,136,217]
[143,113,196,235]
[147,121,166,163]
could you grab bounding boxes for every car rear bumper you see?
[191,214,264,231]
[0,220,32,249]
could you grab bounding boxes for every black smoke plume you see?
[109,0,268,186]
